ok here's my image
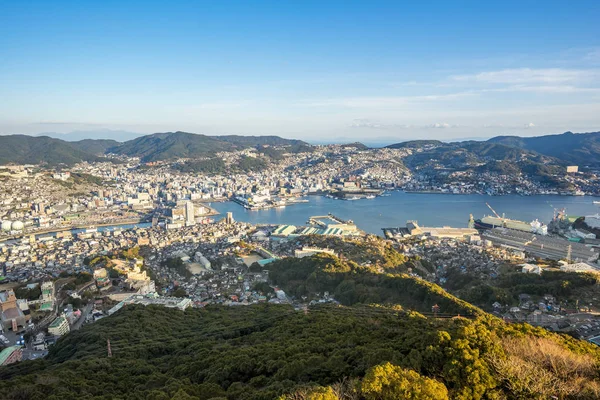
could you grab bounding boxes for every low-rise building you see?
[48,314,70,336]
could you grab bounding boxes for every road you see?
[72,302,93,331]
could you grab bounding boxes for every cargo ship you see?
[471,203,548,235]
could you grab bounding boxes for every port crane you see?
[485,203,502,219]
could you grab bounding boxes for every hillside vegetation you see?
[1,303,600,399]
[256,253,480,316]
[108,132,309,162]
[0,132,308,165]
[0,135,101,166]
[488,131,600,167]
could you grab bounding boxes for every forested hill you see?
[106,131,237,162]
[108,132,309,162]
[487,131,600,166]
[1,304,600,399]
[0,135,101,166]
[0,132,308,165]
[253,252,481,316]
[385,131,600,167]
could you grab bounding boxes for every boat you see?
[473,203,547,235]
[346,196,360,201]
[594,201,600,205]
[366,195,376,199]
[474,215,547,235]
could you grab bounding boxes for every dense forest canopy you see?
[1,304,599,399]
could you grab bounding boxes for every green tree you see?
[361,362,448,400]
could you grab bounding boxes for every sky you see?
[1,0,599,143]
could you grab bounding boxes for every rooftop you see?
[0,346,21,366]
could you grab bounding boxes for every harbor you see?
[211,192,600,236]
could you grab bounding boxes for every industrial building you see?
[383,221,479,241]
[483,228,599,262]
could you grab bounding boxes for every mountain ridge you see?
[1,130,599,166]
[487,131,600,166]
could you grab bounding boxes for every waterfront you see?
[211,192,600,235]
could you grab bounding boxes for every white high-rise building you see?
[185,201,195,226]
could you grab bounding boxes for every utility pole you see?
[567,244,572,264]
[107,339,112,358]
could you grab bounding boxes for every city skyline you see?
[1,1,599,140]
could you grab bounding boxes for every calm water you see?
[210,192,600,235]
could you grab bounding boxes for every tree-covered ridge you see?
[259,253,481,316]
[298,235,407,269]
[108,132,311,162]
[488,131,600,167]
[1,304,600,399]
[0,135,101,166]
[107,131,238,162]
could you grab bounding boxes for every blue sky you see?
[1,0,599,142]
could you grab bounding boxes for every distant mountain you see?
[460,141,534,162]
[108,131,313,162]
[488,131,600,167]
[386,140,444,149]
[36,129,143,142]
[211,135,307,147]
[0,135,99,166]
[0,132,313,165]
[107,131,239,162]
[384,138,564,185]
[70,139,121,155]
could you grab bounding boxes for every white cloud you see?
[451,68,599,85]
